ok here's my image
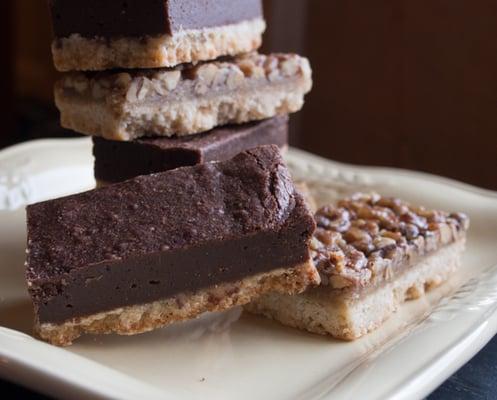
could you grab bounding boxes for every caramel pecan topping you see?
[312,193,469,289]
[60,53,312,102]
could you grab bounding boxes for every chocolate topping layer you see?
[93,117,288,183]
[49,0,263,38]
[26,145,315,323]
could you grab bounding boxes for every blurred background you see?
[2,0,496,189]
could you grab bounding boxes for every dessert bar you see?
[26,145,319,345]
[93,116,288,186]
[54,53,312,140]
[246,193,469,340]
[49,0,265,71]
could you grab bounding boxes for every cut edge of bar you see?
[36,260,319,346]
[55,78,310,140]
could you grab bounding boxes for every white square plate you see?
[1,138,497,400]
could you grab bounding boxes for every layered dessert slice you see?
[26,145,319,346]
[93,116,288,186]
[49,0,265,71]
[54,53,312,140]
[246,193,469,340]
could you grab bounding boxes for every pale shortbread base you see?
[37,260,319,346]
[55,78,309,141]
[52,18,265,71]
[245,240,465,340]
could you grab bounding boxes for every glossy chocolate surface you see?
[93,117,288,183]
[26,145,315,323]
[49,0,263,38]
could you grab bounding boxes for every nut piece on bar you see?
[246,193,470,340]
[49,0,265,71]
[26,145,319,346]
[54,53,312,141]
[93,116,289,186]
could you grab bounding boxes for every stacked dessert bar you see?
[26,0,317,345]
[246,193,469,339]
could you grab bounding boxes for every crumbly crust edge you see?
[36,260,319,346]
[52,18,266,71]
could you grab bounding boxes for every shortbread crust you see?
[37,261,319,346]
[52,18,266,71]
[245,240,464,339]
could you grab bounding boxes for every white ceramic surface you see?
[1,138,497,400]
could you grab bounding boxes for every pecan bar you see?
[26,146,319,346]
[49,0,265,71]
[54,53,312,141]
[93,116,288,186]
[246,193,469,340]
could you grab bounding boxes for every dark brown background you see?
[2,0,496,190]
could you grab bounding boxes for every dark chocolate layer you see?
[93,116,288,183]
[26,145,315,323]
[49,0,263,38]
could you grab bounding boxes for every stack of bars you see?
[25,0,469,347]
[51,0,312,186]
[28,0,317,346]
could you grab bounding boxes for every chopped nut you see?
[195,64,219,86]
[212,69,230,87]
[226,67,245,89]
[263,56,279,74]
[314,229,336,246]
[403,223,420,240]
[344,227,371,243]
[238,59,265,78]
[136,78,151,101]
[381,230,402,241]
[373,236,397,249]
[114,73,132,88]
[309,237,323,252]
[161,70,181,91]
[280,58,300,77]
[125,77,152,102]
[350,240,374,254]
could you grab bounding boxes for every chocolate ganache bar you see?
[93,116,288,186]
[26,146,319,346]
[55,53,312,141]
[49,0,265,71]
[246,193,469,340]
